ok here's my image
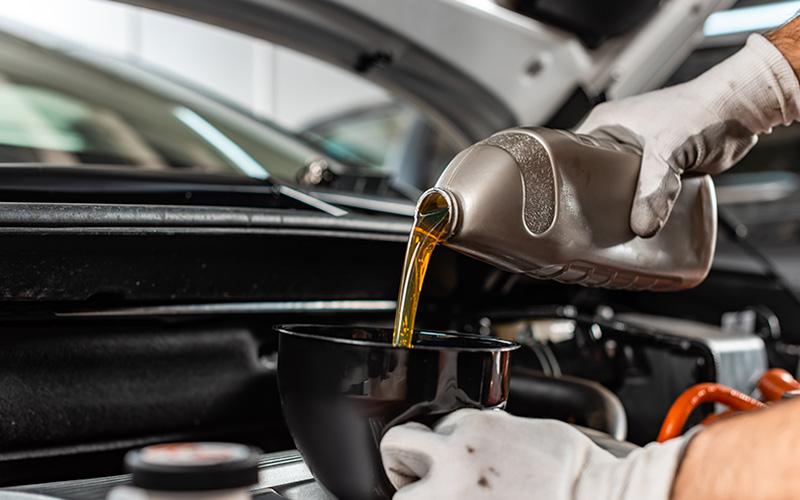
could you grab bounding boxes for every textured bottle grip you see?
[480,132,556,235]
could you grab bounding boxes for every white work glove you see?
[576,34,800,237]
[380,409,692,500]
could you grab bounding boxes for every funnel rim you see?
[274,324,519,352]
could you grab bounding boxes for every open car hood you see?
[111,0,735,144]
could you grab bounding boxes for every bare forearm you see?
[767,14,800,81]
[672,398,800,499]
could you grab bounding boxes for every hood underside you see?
[110,0,735,138]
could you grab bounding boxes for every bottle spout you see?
[416,188,458,243]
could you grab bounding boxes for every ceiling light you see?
[704,1,800,36]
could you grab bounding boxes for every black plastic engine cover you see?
[0,321,291,485]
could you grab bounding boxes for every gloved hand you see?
[381,409,692,500]
[576,34,800,237]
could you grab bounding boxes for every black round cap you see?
[125,442,260,491]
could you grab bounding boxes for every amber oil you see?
[392,190,451,348]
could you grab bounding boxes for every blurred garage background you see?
[0,0,793,129]
[0,0,390,131]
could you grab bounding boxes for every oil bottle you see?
[421,127,717,291]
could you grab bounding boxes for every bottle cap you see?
[125,442,260,491]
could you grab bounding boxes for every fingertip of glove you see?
[380,424,433,492]
[630,201,665,237]
[631,217,663,238]
[384,467,419,492]
[630,175,681,238]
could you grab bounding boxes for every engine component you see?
[613,313,767,399]
[758,368,800,401]
[657,383,766,442]
[112,442,260,499]
[506,367,628,440]
[659,368,800,441]
[488,307,769,444]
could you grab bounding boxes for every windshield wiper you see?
[0,165,347,216]
[276,185,347,216]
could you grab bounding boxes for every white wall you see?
[0,0,389,129]
[0,0,132,57]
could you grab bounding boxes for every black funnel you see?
[276,325,518,500]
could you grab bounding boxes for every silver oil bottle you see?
[421,127,717,291]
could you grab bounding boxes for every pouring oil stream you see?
[392,190,452,348]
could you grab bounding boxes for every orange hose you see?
[757,368,800,402]
[657,383,766,442]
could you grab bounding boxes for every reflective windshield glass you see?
[0,29,320,181]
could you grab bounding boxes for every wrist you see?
[766,15,800,82]
[703,33,800,132]
[670,427,713,500]
[577,435,690,500]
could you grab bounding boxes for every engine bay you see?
[0,202,797,495]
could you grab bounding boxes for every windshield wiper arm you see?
[277,185,347,217]
[0,165,347,216]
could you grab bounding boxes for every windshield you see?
[0,28,324,182]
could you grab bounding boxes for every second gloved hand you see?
[381,409,692,500]
[576,34,800,237]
